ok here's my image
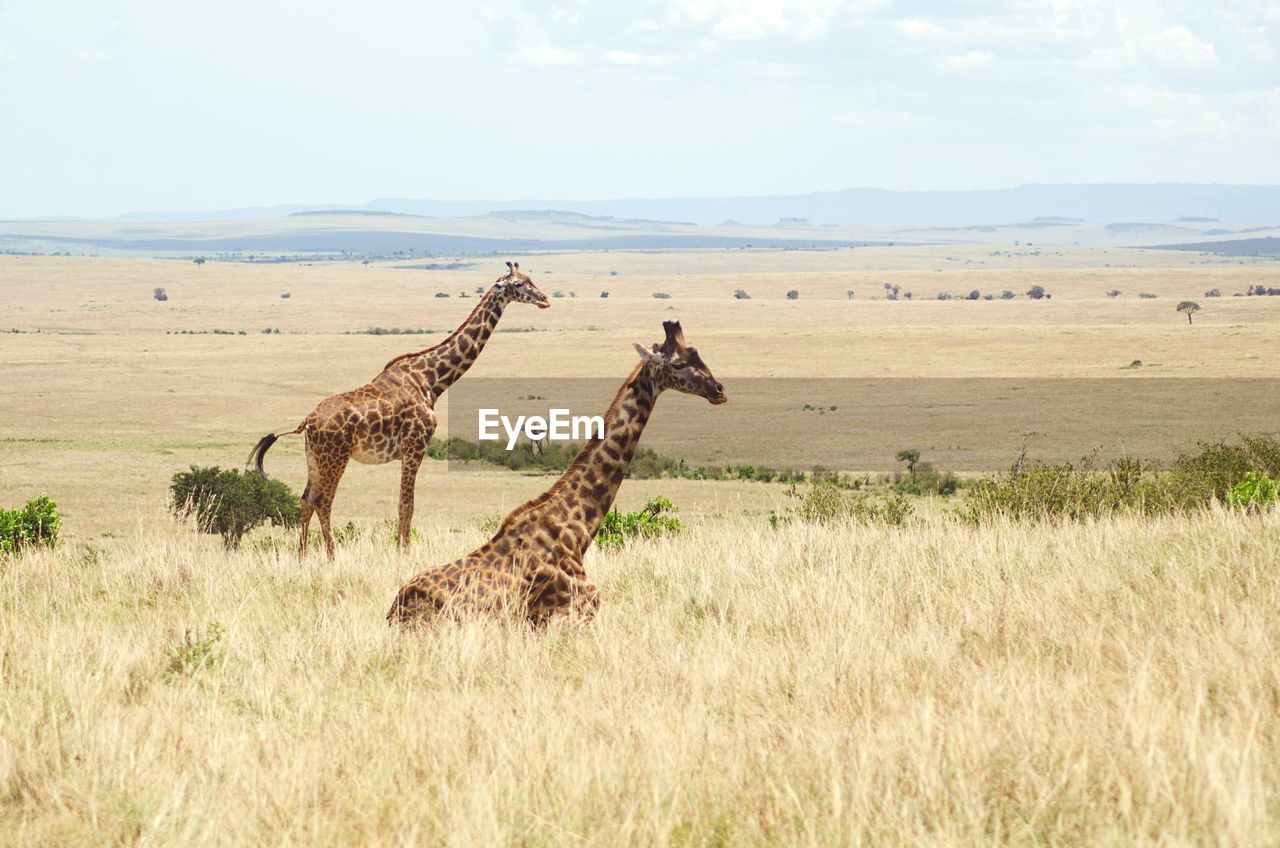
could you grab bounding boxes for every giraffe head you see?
[633,320,727,404]
[493,261,550,309]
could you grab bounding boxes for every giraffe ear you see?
[633,343,663,364]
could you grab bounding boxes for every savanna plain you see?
[2,245,1280,845]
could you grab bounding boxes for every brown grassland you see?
[1,247,1279,844]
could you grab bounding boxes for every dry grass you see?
[3,252,1278,542]
[2,508,1278,845]
[3,251,1279,843]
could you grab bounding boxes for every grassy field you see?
[2,250,1278,540]
[2,247,1279,843]
[2,511,1279,844]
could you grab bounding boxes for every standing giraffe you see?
[386,320,726,626]
[248,262,549,558]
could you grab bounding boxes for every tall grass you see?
[1,510,1278,844]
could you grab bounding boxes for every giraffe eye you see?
[671,361,688,370]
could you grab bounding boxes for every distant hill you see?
[1148,236,1280,256]
[117,183,1280,227]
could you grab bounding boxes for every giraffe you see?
[386,320,726,626]
[247,261,550,558]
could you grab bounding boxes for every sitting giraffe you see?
[248,262,550,558]
[387,320,727,626]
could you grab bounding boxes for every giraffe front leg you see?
[397,447,425,550]
[524,555,598,625]
[566,576,600,619]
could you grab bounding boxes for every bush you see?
[595,497,683,550]
[0,494,61,555]
[894,461,959,496]
[1229,472,1279,512]
[1026,285,1047,300]
[1107,290,1121,298]
[786,290,799,300]
[962,436,1280,523]
[966,290,981,300]
[170,466,300,549]
[652,292,671,299]
[1139,292,1157,299]
[1204,289,1221,298]
[600,291,609,298]
[1000,290,1016,300]
[774,482,913,527]
[734,289,751,300]
[153,287,168,302]
[165,622,225,677]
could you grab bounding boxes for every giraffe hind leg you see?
[313,456,350,560]
[297,482,315,556]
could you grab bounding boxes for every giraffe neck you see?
[386,291,507,400]
[543,364,660,554]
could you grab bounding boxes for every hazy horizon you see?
[3,1,1278,218]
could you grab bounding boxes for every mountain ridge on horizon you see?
[111,182,1280,228]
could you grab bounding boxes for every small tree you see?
[895,448,921,484]
[193,257,206,267]
[1026,285,1047,300]
[153,287,168,302]
[0,494,61,555]
[170,466,300,549]
[1177,300,1201,324]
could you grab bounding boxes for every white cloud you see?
[834,108,932,129]
[605,49,677,67]
[933,50,995,73]
[511,44,580,67]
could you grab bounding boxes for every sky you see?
[1,0,1278,218]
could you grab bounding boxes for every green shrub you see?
[595,496,684,550]
[962,435,1280,523]
[774,482,913,527]
[165,622,225,677]
[894,461,959,496]
[1229,473,1280,511]
[170,466,300,549]
[0,494,61,555]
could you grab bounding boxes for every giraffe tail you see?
[247,425,303,477]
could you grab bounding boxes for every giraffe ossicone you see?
[247,261,550,558]
[386,320,727,627]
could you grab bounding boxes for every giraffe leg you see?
[397,445,425,550]
[311,453,350,560]
[297,482,315,556]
